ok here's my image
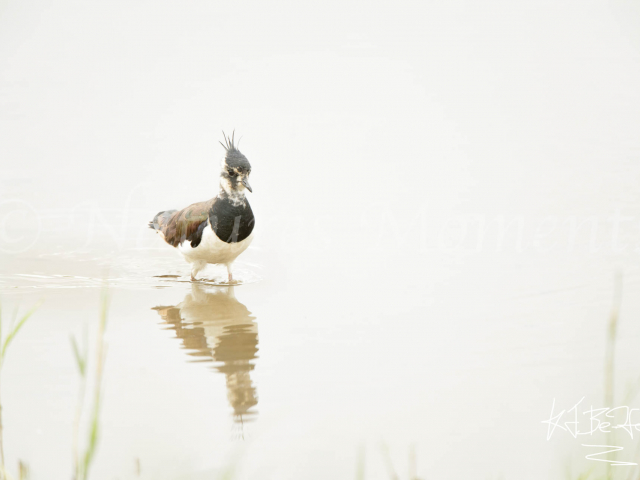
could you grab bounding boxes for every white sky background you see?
[2,0,639,236]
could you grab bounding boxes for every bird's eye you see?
[228,170,236,176]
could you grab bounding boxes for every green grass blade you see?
[70,336,86,377]
[1,301,41,359]
[76,287,110,480]
[355,444,365,480]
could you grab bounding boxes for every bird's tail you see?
[149,210,177,231]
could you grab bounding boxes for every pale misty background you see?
[1,1,640,479]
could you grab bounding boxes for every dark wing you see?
[152,199,214,248]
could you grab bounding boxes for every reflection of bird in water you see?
[152,284,258,424]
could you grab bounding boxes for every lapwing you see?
[149,132,255,282]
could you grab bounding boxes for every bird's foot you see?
[191,274,196,282]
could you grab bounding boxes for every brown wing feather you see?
[157,199,215,248]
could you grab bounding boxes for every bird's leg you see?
[226,264,234,284]
[191,260,206,282]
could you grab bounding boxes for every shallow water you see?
[4,216,640,480]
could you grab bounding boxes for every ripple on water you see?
[0,251,263,292]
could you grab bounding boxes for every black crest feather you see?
[219,130,239,153]
[219,130,250,171]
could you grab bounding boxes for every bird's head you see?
[219,131,252,195]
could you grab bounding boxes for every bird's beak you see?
[242,176,252,192]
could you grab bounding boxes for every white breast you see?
[178,222,254,266]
